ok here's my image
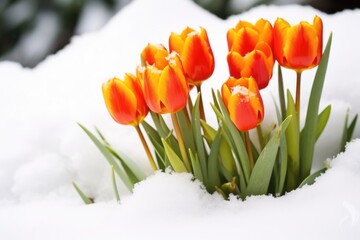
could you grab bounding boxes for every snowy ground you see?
[0,0,360,239]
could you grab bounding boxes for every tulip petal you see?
[284,23,318,70]
[274,18,290,66]
[227,51,244,78]
[169,32,184,55]
[102,78,138,125]
[144,67,163,113]
[181,31,214,82]
[231,27,259,55]
[158,65,188,113]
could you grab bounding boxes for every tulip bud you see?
[102,74,149,126]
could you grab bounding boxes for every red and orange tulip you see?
[142,52,189,114]
[102,74,149,126]
[226,19,274,89]
[169,26,215,85]
[274,16,323,72]
[141,43,169,70]
[221,77,264,131]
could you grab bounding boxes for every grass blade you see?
[72,182,93,204]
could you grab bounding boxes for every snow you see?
[0,0,360,239]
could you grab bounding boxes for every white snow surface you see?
[1,0,360,239]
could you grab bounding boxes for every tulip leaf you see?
[315,105,331,141]
[162,138,187,173]
[72,181,94,205]
[111,165,121,203]
[278,64,286,120]
[189,149,203,183]
[176,109,196,153]
[285,90,300,191]
[347,114,358,143]
[277,131,288,195]
[201,120,238,182]
[299,167,326,188]
[78,123,134,191]
[246,116,291,196]
[192,93,208,184]
[150,111,181,157]
[300,33,332,181]
[105,146,143,184]
[141,121,166,169]
[207,130,222,193]
[215,90,250,185]
[340,110,358,152]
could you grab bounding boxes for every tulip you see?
[169,26,215,85]
[103,75,157,171]
[274,16,323,118]
[273,16,323,72]
[227,18,273,53]
[142,49,192,172]
[141,43,169,70]
[227,41,273,89]
[221,77,264,132]
[142,52,189,114]
[226,19,274,90]
[102,74,149,126]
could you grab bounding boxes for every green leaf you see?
[176,109,196,153]
[111,166,121,203]
[162,138,187,173]
[347,114,358,143]
[300,33,332,181]
[150,111,181,157]
[142,121,166,169]
[78,123,134,191]
[278,64,286,120]
[106,146,144,183]
[207,131,222,193]
[340,111,358,152]
[189,149,203,182]
[215,91,250,185]
[277,131,288,195]
[299,167,326,188]
[285,90,300,191]
[246,116,291,196]
[315,105,331,141]
[192,93,208,184]
[72,182,93,204]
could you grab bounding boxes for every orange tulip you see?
[221,77,264,131]
[274,16,323,72]
[169,26,215,85]
[227,18,273,53]
[226,19,274,89]
[141,43,169,70]
[102,74,149,126]
[143,52,189,114]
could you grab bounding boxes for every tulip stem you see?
[171,112,192,172]
[135,125,158,172]
[295,71,302,121]
[244,131,254,170]
[196,85,206,121]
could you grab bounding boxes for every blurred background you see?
[1,0,359,68]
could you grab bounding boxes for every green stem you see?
[244,131,254,170]
[135,125,158,171]
[196,85,206,121]
[171,112,192,172]
[295,71,302,122]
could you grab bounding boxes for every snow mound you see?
[0,0,359,239]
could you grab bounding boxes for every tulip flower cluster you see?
[76,16,357,204]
